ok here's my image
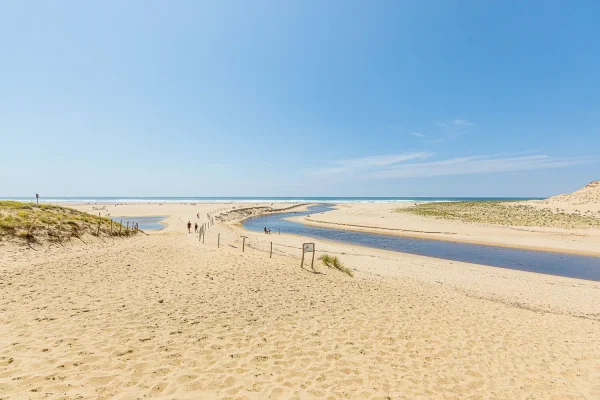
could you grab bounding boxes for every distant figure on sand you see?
[187,221,192,233]
[194,223,198,233]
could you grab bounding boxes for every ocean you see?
[2,196,543,204]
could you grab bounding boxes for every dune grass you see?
[0,201,134,244]
[319,254,354,277]
[398,201,600,229]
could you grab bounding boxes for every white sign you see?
[303,243,314,253]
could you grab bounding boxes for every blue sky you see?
[1,0,599,197]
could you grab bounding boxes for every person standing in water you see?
[187,221,192,233]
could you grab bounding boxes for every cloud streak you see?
[307,153,593,180]
[306,152,432,177]
[407,132,426,137]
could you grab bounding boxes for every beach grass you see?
[398,201,600,229]
[0,201,133,243]
[319,254,354,277]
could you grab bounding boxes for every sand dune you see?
[528,180,600,214]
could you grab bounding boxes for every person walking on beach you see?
[187,221,192,233]
[194,222,198,233]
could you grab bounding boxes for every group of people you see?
[187,221,199,233]
[188,219,271,235]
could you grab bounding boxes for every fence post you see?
[270,242,272,258]
[202,230,205,244]
[126,221,129,234]
[218,233,220,248]
[119,220,122,236]
[242,237,246,252]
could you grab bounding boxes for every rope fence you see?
[196,226,384,263]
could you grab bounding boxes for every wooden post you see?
[270,242,272,258]
[202,230,205,244]
[119,220,122,236]
[311,248,315,269]
[218,233,220,248]
[126,221,129,233]
[110,220,113,235]
[97,220,101,236]
[242,237,246,252]
[300,248,305,267]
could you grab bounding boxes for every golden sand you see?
[1,201,599,399]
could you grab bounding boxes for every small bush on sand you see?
[319,254,354,277]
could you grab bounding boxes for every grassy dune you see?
[0,201,134,244]
[398,201,600,229]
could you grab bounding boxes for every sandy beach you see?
[2,199,600,399]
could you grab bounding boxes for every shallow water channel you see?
[243,205,600,282]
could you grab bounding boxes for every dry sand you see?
[2,201,600,399]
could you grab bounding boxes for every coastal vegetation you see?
[319,254,354,277]
[0,201,134,244]
[397,201,600,229]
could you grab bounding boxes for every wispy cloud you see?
[436,119,475,129]
[307,153,593,180]
[306,152,432,177]
[408,132,426,137]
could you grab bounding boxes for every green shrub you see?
[319,254,354,277]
